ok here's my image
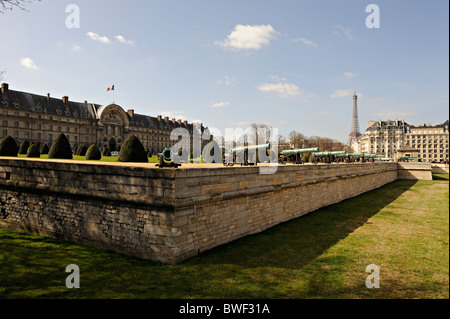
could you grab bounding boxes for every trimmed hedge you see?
[0,136,18,157]
[102,146,111,156]
[26,144,41,158]
[85,144,102,160]
[117,135,148,163]
[78,145,88,157]
[18,140,30,155]
[48,133,73,159]
[41,144,50,155]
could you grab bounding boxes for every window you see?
[66,127,70,133]
[58,126,61,132]
[14,121,19,128]
[25,132,29,139]
[14,131,19,139]
[37,124,41,130]
[49,134,53,142]
[1,120,7,127]
[37,133,41,140]
[25,122,30,129]
[2,130,7,138]
[49,125,53,131]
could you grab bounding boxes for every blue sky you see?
[1,0,448,143]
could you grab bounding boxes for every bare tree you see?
[250,123,273,144]
[0,0,40,13]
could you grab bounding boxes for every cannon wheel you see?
[159,155,164,167]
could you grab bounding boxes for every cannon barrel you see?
[230,143,271,153]
[280,147,319,155]
[363,153,377,158]
[158,147,174,162]
[313,150,347,157]
[348,153,364,157]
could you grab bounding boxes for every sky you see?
[0,0,448,143]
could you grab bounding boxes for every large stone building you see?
[353,119,449,163]
[0,83,210,154]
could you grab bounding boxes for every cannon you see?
[156,147,181,168]
[311,151,347,164]
[278,147,319,165]
[223,143,271,167]
[346,153,365,163]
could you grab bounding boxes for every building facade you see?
[0,83,210,154]
[353,119,449,163]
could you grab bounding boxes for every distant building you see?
[405,120,449,163]
[0,83,210,154]
[354,119,449,163]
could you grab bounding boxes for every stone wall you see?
[397,162,433,180]
[0,158,399,263]
[431,164,449,174]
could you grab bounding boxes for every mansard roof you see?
[1,85,205,132]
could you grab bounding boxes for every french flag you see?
[107,85,115,92]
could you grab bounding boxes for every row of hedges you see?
[1,134,150,163]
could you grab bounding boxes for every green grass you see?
[0,179,448,299]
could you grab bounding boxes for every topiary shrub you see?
[26,144,41,158]
[117,135,148,163]
[41,144,50,155]
[18,140,30,155]
[0,136,19,157]
[74,146,81,156]
[85,144,102,160]
[102,146,110,156]
[48,133,73,159]
[78,145,88,156]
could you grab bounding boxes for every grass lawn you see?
[0,179,448,299]
[17,154,160,163]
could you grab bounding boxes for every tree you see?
[85,145,102,160]
[117,135,148,163]
[40,144,49,155]
[250,123,273,144]
[0,0,41,13]
[0,136,18,156]
[26,144,40,158]
[48,133,73,159]
[18,140,30,155]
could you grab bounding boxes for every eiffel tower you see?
[347,91,361,146]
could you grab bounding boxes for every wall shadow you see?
[184,180,418,270]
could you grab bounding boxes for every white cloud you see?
[344,72,356,78]
[332,25,355,40]
[370,111,419,118]
[115,35,134,45]
[215,24,279,51]
[86,32,111,44]
[20,57,39,70]
[217,75,235,86]
[71,44,82,52]
[292,37,318,47]
[330,89,354,99]
[159,111,187,121]
[257,82,300,98]
[211,102,230,108]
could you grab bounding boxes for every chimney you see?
[84,100,88,104]
[62,96,69,106]
[1,83,8,99]
[47,93,51,101]
[127,109,135,118]
[164,116,169,123]
[177,119,182,125]
[157,115,162,121]
[172,118,176,124]
[183,120,188,126]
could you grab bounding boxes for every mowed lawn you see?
[0,177,448,299]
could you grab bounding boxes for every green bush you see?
[0,136,18,157]
[41,144,50,155]
[85,144,102,160]
[117,135,148,163]
[102,146,110,156]
[26,144,41,158]
[48,134,73,159]
[79,145,88,156]
[74,146,81,156]
[18,140,30,155]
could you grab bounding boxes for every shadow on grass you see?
[185,180,418,270]
[433,174,449,180]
